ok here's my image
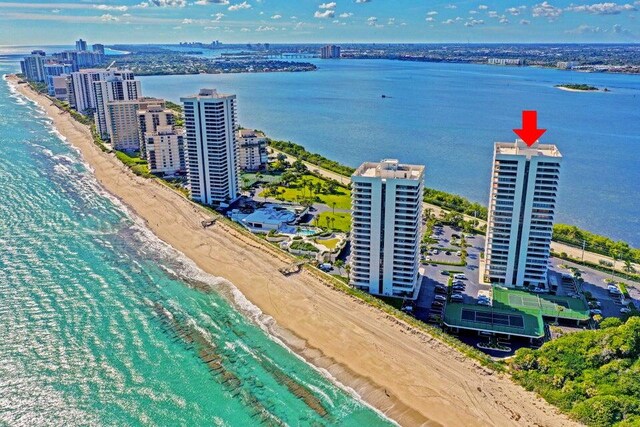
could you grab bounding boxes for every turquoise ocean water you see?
[0,67,391,425]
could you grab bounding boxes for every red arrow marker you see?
[513,110,546,147]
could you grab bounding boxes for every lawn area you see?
[317,212,351,232]
[260,174,351,209]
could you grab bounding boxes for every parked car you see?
[453,280,464,286]
[432,301,444,308]
[445,251,451,256]
[456,251,462,256]
[589,301,602,308]
[432,249,439,255]
[452,284,466,290]
[450,294,464,302]
[454,274,466,280]
[318,263,332,272]
[620,307,632,314]
[590,309,602,315]
[435,287,448,295]
[434,295,447,302]
[477,300,491,306]
[441,270,450,276]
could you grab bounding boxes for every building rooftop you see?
[182,88,235,100]
[237,129,266,138]
[495,140,562,159]
[354,159,424,180]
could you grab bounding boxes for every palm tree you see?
[331,201,336,215]
[624,259,635,273]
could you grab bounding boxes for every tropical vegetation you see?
[511,316,640,427]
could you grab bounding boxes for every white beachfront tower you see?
[181,89,240,206]
[350,159,425,299]
[483,140,562,289]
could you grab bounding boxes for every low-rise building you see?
[237,129,268,171]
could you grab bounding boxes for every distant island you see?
[555,83,605,92]
[105,52,317,76]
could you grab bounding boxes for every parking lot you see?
[414,224,639,327]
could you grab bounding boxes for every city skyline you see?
[0,0,639,45]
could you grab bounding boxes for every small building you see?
[237,129,268,171]
[487,58,523,66]
[231,205,297,233]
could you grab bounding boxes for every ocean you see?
[138,59,640,247]
[0,66,391,425]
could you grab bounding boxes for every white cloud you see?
[100,13,119,21]
[211,12,224,21]
[520,19,531,24]
[532,2,563,20]
[94,5,128,11]
[228,1,251,11]
[478,4,488,9]
[506,6,526,15]
[196,0,229,4]
[566,2,636,15]
[256,25,276,31]
[445,4,457,9]
[271,14,281,19]
[464,18,484,26]
[319,2,337,9]
[182,18,193,23]
[339,12,353,18]
[148,0,186,6]
[314,9,335,18]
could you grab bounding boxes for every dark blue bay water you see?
[0,66,390,425]
[139,59,640,247]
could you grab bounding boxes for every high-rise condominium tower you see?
[483,140,562,289]
[350,159,424,299]
[93,69,141,140]
[181,89,239,206]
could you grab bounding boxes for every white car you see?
[620,307,632,314]
[434,295,447,302]
[477,300,491,306]
[454,274,465,280]
[456,251,462,256]
[450,294,464,302]
[590,309,602,315]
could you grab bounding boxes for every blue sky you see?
[0,0,638,45]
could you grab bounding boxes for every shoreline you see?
[6,74,580,427]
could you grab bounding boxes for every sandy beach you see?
[8,75,581,427]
